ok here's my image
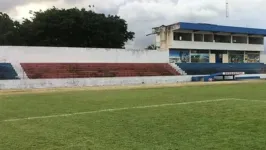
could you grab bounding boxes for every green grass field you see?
[0,83,266,150]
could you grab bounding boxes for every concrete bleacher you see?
[176,63,265,75]
[21,63,180,79]
[0,63,18,80]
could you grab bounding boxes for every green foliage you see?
[0,8,134,48]
[0,13,21,45]
[146,44,157,50]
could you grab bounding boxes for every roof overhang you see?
[178,22,266,36]
[153,22,266,36]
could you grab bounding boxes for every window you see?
[229,51,244,54]
[233,36,247,44]
[173,32,192,41]
[191,50,209,63]
[210,50,228,54]
[228,51,244,63]
[245,51,260,54]
[191,50,209,54]
[194,34,203,42]
[204,34,213,42]
[214,34,231,43]
[169,49,190,63]
[249,37,264,44]
[245,51,260,63]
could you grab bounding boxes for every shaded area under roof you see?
[177,22,266,36]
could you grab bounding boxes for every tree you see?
[146,44,157,50]
[22,7,134,48]
[0,7,135,48]
[0,13,21,45]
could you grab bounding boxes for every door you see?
[215,53,223,63]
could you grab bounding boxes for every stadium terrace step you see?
[21,63,181,79]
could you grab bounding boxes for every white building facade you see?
[152,22,266,64]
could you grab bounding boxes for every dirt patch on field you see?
[0,80,265,96]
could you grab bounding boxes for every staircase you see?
[169,63,187,75]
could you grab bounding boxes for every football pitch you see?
[0,82,265,150]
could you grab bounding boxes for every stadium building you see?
[151,22,266,75]
[0,22,266,89]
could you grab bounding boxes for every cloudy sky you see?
[1,0,266,48]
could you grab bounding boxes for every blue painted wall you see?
[177,63,265,75]
[0,63,18,80]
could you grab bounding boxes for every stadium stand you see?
[176,63,265,75]
[0,63,19,80]
[21,63,180,79]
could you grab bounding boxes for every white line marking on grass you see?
[230,98,266,103]
[2,98,235,122]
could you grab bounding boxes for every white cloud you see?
[117,0,266,47]
[3,0,266,48]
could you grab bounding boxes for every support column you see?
[244,51,246,63]
[189,50,191,63]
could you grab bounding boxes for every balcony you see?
[170,40,264,51]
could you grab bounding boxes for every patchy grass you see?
[0,83,265,150]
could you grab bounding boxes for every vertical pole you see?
[226,0,229,18]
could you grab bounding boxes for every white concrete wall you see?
[260,53,266,63]
[204,74,266,80]
[155,34,161,48]
[223,54,229,63]
[209,54,215,63]
[0,46,169,63]
[236,74,266,78]
[0,74,265,90]
[0,76,192,90]
[170,41,263,51]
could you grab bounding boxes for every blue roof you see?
[178,22,266,36]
